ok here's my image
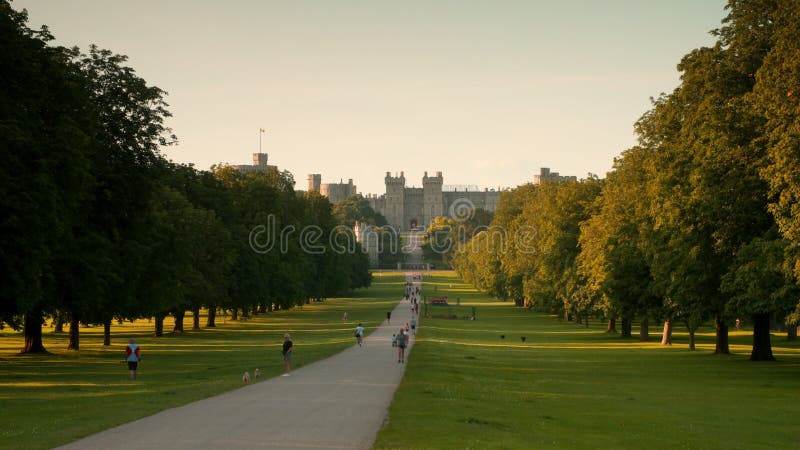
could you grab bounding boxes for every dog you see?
[242,371,251,382]
[254,368,261,378]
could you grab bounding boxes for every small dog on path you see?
[254,368,261,378]
[242,371,251,382]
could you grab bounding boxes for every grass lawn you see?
[0,272,405,450]
[374,271,800,449]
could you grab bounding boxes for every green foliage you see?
[721,232,799,322]
[332,194,387,227]
[424,209,494,269]
[453,0,800,358]
[0,2,371,349]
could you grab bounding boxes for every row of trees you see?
[0,3,371,353]
[453,0,800,360]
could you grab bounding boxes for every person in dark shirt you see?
[282,333,293,376]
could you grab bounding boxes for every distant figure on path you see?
[342,311,348,321]
[282,334,293,376]
[397,329,406,363]
[355,323,365,347]
[386,311,392,324]
[410,317,417,336]
[125,338,141,380]
[392,334,397,347]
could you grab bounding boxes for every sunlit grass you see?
[0,272,404,450]
[374,271,800,449]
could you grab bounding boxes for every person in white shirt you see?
[355,323,365,347]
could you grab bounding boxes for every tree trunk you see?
[563,310,569,322]
[584,314,589,328]
[687,323,696,351]
[21,310,48,354]
[103,319,111,346]
[606,318,617,333]
[639,317,649,341]
[206,308,216,327]
[172,310,185,333]
[714,318,729,354]
[750,313,775,361]
[193,307,200,330]
[154,313,165,337]
[660,320,672,346]
[576,315,583,325]
[231,308,238,321]
[67,314,80,351]
[53,312,64,333]
[788,325,797,341]
[620,317,632,338]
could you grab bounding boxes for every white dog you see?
[254,368,261,378]
[242,371,251,382]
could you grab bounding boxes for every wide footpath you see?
[57,280,419,450]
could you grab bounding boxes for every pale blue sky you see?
[17,0,726,193]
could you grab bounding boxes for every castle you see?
[306,174,357,204]
[235,153,278,174]
[532,167,576,184]
[309,171,502,231]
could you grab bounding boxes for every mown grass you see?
[374,271,800,449]
[0,272,405,450]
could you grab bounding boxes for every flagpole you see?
[259,128,262,154]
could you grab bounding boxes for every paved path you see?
[57,280,421,450]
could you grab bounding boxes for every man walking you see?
[355,323,365,347]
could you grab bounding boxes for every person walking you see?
[410,317,417,336]
[386,311,392,324]
[355,323,365,347]
[125,338,141,380]
[397,328,406,363]
[282,333,293,376]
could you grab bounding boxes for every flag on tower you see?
[260,128,265,133]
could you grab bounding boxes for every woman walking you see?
[282,333,293,376]
[396,328,406,363]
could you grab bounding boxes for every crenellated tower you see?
[422,170,444,227]
[384,171,406,230]
[307,174,321,192]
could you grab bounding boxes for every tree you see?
[578,147,658,339]
[0,3,98,352]
[721,233,799,360]
[752,1,800,310]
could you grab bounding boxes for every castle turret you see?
[385,171,406,230]
[253,153,268,167]
[423,170,444,227]
[307,174,321,192]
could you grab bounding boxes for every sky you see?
[16,0,727,194]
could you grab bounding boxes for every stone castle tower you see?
[422,171,443,226]
[384,171,406,228]
[307,173,321,192]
